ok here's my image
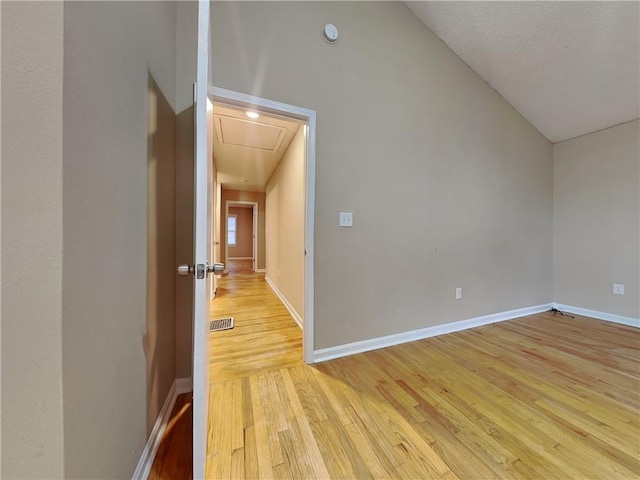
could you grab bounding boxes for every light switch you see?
[339,212,353,227]
[613,283,625,295]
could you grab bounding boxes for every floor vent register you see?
[210,317,234,332]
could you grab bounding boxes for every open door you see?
[192,2,211,477]
[175,1,217,478]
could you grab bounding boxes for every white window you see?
[227,214,237,246]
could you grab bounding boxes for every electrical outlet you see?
[339,212,353,227]
[455,288,462,300]
[613,283,625,295]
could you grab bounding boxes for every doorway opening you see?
[224,200,258,273]
[209,86,316,365]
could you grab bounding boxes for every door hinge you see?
[193,82,197,103]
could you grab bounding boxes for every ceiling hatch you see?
[215,115,286,152]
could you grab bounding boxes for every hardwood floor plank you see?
[280,369,332,479]
[241,425,259,479]
[230,448,245,479]
[248,375,274,479]
[258,372,285,467]
[278,427,306,480]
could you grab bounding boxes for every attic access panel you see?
[215,115,286,151]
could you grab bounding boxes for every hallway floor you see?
[209,268,303,382]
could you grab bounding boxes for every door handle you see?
[208,263,224,275]
[176,263,224,277]
[177,264,195,276]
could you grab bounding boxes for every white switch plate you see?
[613,283,625,295]
[339,212,353,227]
[455,287,462,300]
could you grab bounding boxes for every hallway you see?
[209,269,304,382]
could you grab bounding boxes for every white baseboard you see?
[265,275,303,330]
[255,268,266,273]
[552,303,640,328]
[313,303,553,363]
[228,256,253,260]
[131,382,177,480]
[131,377,192,480]
[175,376,192,394]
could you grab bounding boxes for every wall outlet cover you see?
[339,212,353,227]
[613,283,625,295]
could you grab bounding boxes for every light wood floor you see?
[154,270,640,479]
[225,259,254,273]
[209,269,303,382]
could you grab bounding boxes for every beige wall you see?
[62,2,177,477]
[228,207,254,258]
[176,1,198,113]
[1,2,65,477]
[174,106,195,378]
[220,189,266,270]
[212,2,554,349]
[553,120,640,319]
[173,0,197,384]
[146,76,177,434]
[266,126,306,319]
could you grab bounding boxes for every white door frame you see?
[225,200,258,271]
[208,99,218,300]
[209,86,316,364]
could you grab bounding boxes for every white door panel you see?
[192,1,210,478]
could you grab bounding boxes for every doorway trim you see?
[209,86,316,364]
[225,200,258,272]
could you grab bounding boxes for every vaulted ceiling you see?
[405,1,640,143]
[213,1,639,190]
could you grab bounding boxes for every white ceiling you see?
[213,104,302,192]
[405,1,640,143]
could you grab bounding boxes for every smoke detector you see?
[323,24,339,43]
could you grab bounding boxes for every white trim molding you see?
[552,303,640,328]
[255,268,266,273]
[228,256,253,260]
[131,378,192,479]
[175,377,193,394]
[131,382,176,480]
[265,275,303,330]
[313,304,553,363]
